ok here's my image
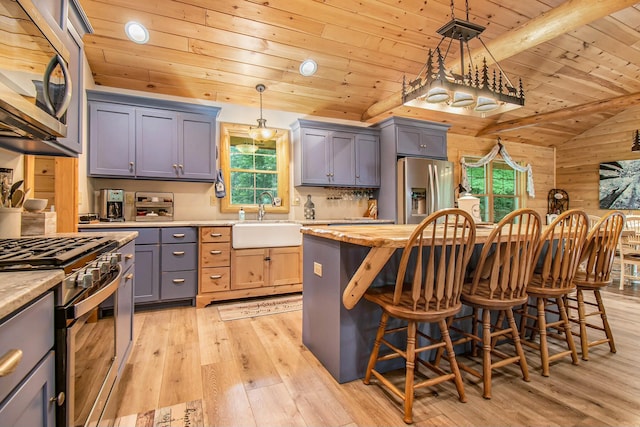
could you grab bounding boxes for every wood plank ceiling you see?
[78,0,640,147]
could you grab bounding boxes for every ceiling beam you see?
[476,91,640,136]
[361,0,639,121]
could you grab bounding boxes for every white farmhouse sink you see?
[232,222,302,249]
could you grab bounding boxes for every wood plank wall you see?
[556,105,640,216]
[447,134,555,219]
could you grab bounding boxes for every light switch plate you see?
[313,261,322,277]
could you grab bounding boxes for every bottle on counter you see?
[304,195,315,220]
[238,207,245,221]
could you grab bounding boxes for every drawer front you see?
[161,243,197,271]
[200,226,231,243]
[162,227,197,244]
[199,267,230,292]
[0,292,54,404]
[161,270,197,300]
[134,228,160,245]
[201,242,231,267]
[118,240,135,273]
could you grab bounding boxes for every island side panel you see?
[302,234,403,383]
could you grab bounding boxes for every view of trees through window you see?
[229,136,278,205]
[466,158,520,222]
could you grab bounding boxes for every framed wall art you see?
[599,160,640,209]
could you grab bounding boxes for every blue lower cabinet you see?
[161,270,197,300]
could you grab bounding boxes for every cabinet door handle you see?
[125,273,134,281]
[50,392,65,406]
[0,349,23,377]
[172,233,185,238]
[125,254,134,260]
[210,250,222,255]
[172,278,186,284]
[129,162,134,171]
[210,274,222,279]
[173,164,178,169]
[173,251,185,256]
[210,233,222,237]
[264,256,271,261]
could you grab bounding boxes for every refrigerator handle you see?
[431,165,440,213]
[428,164,434,214]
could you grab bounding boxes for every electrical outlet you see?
[292,197,301,206]
[313,262,322,277]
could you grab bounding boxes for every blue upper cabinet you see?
[87,91,221,182]
[292,119,380,188]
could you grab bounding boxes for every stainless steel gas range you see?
[0,236,123,427]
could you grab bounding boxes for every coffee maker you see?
[98,189,125,222]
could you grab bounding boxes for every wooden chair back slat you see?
[578,211,625,284]
[469,209,542,300]
[532,209,589,291]
[393,208,476,313]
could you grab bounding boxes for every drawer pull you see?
[173,251,185,256]
[210,250,222,255]
[125,254,134,260]
[125,273,134,281]
[172,278,186,284]
[173,233,185,238]
[210,233,222,237]
[210,274,222,279]
[0,349,23,377]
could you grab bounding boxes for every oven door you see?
[57,265,122,427]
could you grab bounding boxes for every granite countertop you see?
[78,218,395,228]
[0,231,138,320]
[0,270,65,319]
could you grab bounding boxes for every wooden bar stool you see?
[518,209,589,376]
[618,215,640,290]
[363,209,476,424]
[444,208,542,399]
[566,211,624,360]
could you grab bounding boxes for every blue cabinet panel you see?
[136,109,179,179]
[161,270,197,300]
[0,352,55,427]
[179,113,216,181]
[161,227,197,244]
[161,243,197,272]
[134,244,160,303]
[88,102,136,177]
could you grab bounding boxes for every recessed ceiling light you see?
[299,59,317,76]
[125,21,149,44]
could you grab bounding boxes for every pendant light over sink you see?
[248,84,277,142]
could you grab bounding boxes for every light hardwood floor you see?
[109,281,640,426]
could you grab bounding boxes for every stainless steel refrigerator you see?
[397,157,455,224]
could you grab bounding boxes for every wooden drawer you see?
[199,267,231,292]
[200,226,231,243]
[161,270,197,300]
[161,243,197,271]
[162,227,197,244]
[201,242,231,267]
[0,292,53,404]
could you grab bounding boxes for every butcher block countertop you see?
[78,218,394,228]
[301,223,499,248]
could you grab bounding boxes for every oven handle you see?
[72,266,122,319]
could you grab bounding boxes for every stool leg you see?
[557,296,579,365]
[594,290,616,353]
[439,319,466,403]
[506,308,529,382]
[536,297,550,377]
[403,321,417,424]
[364,312,389,384]
[481,309,492,399]
[576,288,589,360]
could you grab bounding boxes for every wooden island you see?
[300,224,498,383]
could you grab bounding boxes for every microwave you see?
[0,0,74,155]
